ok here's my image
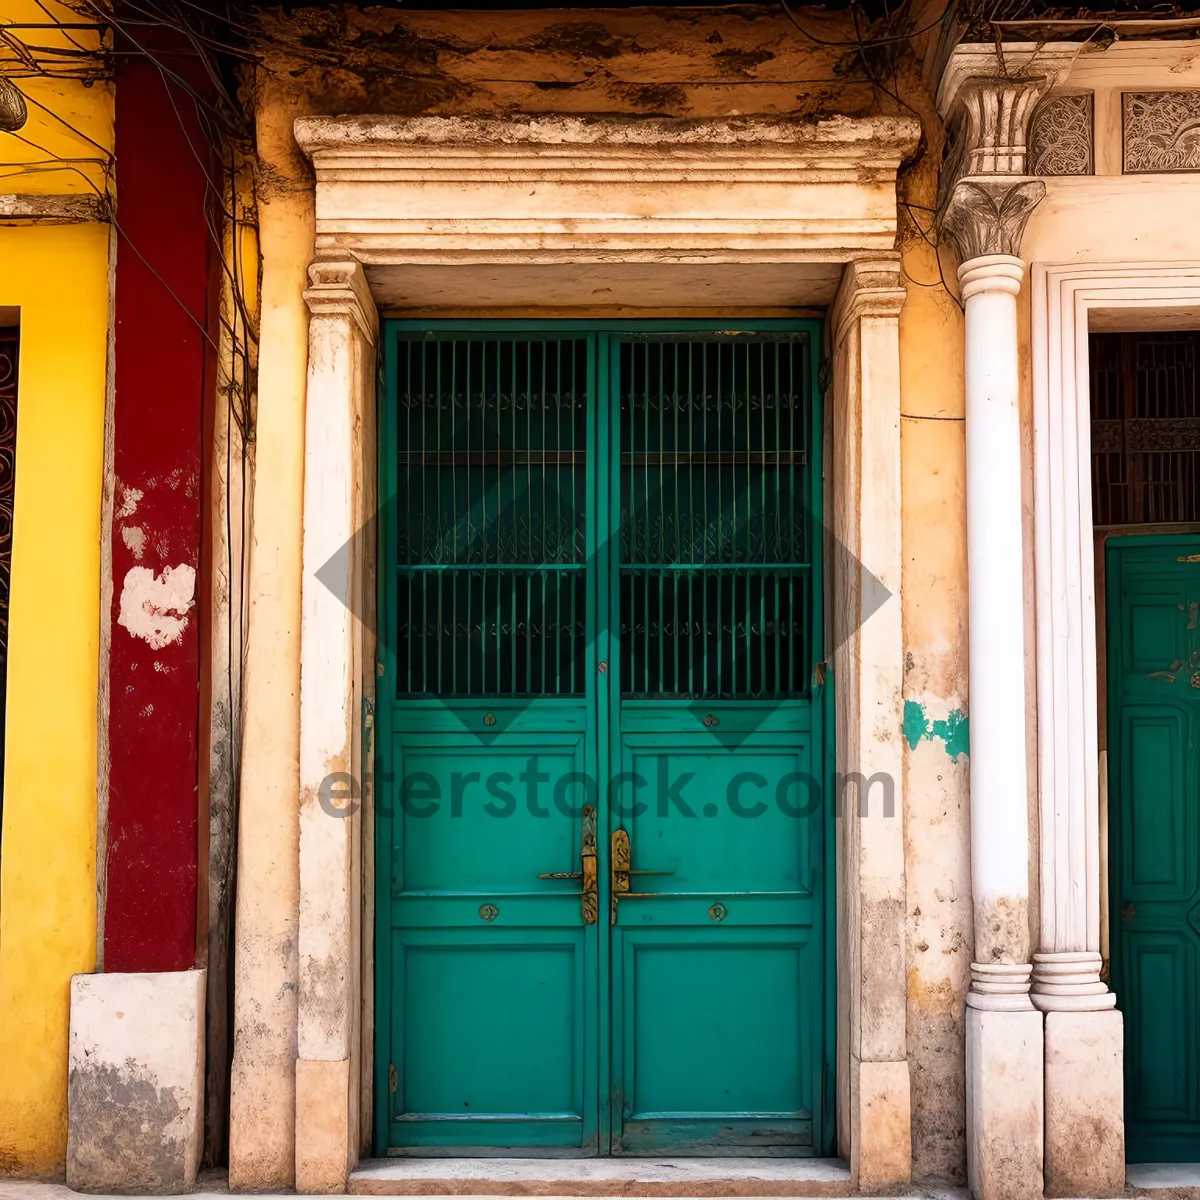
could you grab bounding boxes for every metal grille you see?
[395,337,588,696]
[619,335,810,699]
[1091,331,1200,525]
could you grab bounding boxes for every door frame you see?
[372,318,835,1157]
[288,246,909,1187]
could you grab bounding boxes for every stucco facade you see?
[5,3,1200,1197]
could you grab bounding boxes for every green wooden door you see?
[1108,535,1200,1162]
[376,322,831,1158]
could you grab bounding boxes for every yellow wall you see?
[0,0,111,198]
[0,223,110,1177]
[0,0,112,1174]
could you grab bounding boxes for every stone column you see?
[830,256,911,1192]
[937,45,1126,1200]
[295,257,377,1193]
[937,55,1065,1200]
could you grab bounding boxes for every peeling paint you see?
[117,564,196,650]
[120,524,147,560]
[114,484,143,521]
[903,699,969,761]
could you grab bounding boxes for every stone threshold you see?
[1128,1163,1200,1196]
[349,1159,854,1197]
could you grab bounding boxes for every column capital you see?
[943,179,1045,263]
[934,44,1077,263]
[303,254,378,345]
[829,254,906,347]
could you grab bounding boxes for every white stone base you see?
[966,1005,1044,1200]
[1044,1009,1124,1197]
[67,970,205,1194]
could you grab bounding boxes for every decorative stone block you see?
[1124,92,1200,173]
[966,1006,1044,1200]
[67,970,205,1194]
[1029,93,1094,176]
[1044,1009,1124,1198]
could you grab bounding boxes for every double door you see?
[375,323,831,1156]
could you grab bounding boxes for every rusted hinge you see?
[389,1063,398,1093]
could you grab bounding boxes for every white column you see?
[956,247,1045,1200]
[938,43,1127,1200]
[938,56,1055,1198]
[961,253,1035,997]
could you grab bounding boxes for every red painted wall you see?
[104,61,215,972]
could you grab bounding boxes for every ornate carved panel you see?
[1029,92,1094,176]
[1123,92,1200,173]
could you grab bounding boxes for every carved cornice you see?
[294,114,920,266]
[830,255,906,348]
[935,43,1082,263]
[303,256,378,345]
[942,177,1046,261]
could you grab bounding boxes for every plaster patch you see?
[117,564,196,650]
[115,484,144,521]
[121,524,147,560]
[903,699,969,761]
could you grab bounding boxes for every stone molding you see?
[1030,261,1200,1011]
[830,255,906,347]
[302,256,378,345]
[293,114,920,265]
[967,962,1035,1012]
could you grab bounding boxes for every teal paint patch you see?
[903,699,969,761]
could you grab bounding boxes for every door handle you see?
[1122,901,1136,923]
[537,804,598,924]
[610,828,674,921]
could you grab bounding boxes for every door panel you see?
[609,333,825,1154]
[1108,538,1200,1162]
[377,323,829,1158]
[380,333,599,1154]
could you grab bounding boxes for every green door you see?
[1108,535,1200,1162]
[376,322,831,1157]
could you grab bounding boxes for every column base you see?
[967,1006,1044,1200]
[851,1058,912,1193]
[296,1057,352,1194]
[1044,1009,1124,1198]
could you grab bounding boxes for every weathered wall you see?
[103,58,214,973]
[897,236,971,1183]
[253,4,876,120]
[0,0,112,1174]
